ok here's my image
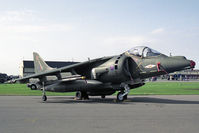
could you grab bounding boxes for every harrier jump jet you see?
[16,46,195,102]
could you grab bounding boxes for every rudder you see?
[33,52,53,74]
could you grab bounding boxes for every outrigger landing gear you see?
[42,82,47,101]
[42,94,47,101]
[117,84,130,102]
[75,91,89,100]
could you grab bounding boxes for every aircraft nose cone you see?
[190,60,196,68]
[161,56,195,73]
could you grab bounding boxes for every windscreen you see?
[127,46,145,57]
[143,47,161,57]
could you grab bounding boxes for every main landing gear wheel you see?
[75,91,89,100]
[101,95,106,99]
[76,91,82,100]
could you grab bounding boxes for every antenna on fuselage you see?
[170,53,172,56]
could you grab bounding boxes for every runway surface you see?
[1,95,199,133]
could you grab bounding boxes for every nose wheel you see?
[117,84,130,102]
[117,92,125,101]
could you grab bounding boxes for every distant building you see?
[170,69,199,80]
[20,60,79,77]
[161,69,199,81]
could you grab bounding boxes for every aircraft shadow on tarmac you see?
[39,96,199,105]
[131,97,199,104]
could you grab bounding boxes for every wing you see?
[16,55,112,83]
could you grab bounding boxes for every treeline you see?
[0,73,19,83]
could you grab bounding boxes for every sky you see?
[0,0,199,75]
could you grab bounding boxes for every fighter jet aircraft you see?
[16,46,196,102]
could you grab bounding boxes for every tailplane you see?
[33,52,53,74]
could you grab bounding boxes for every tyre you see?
[101,95,106,99]
[42,95,47,101]
[75,91,82,100]
[117,92,124,102]
[30,84,37,90]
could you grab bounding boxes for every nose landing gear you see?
[117,84,130,102]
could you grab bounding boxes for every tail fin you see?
[33,52,53,74]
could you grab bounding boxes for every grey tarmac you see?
[0,95,199,133]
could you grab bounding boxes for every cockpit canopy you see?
[127,46,162,57]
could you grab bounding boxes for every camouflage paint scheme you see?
[16,46,195,101]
